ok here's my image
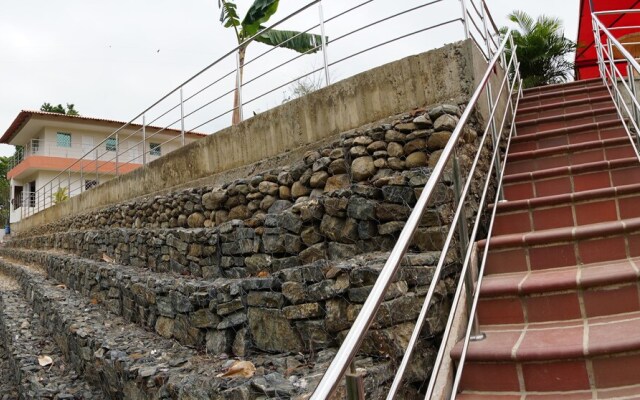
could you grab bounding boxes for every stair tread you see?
[521,78,603,95]
[511,120,624,144]
[481,256,640,296]
[457,384,640,399]
[0,271,100,398]
[452,310,640,362]
[515,106,617,127]
[494,182,640,213]
[517,93,612,115]
[480,216,640,250]
[503,157,639,183]
[508,136,632,161]
[520,84,608,103]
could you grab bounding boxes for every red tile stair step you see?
[502,157,640,201]
[509,120,627,154]
[504,136,636,175]
[492,182,640,235]
[453,78,640,399]
[516,106,620,136]
[482,216,640,275]
[518,81,609,109]
[516,94,615,123]
[520,77,603,96]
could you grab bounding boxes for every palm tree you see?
[218,0,325,124]
[504,11,576,88]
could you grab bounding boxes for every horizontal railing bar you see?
[328,18,463,68]
[241,66,323,106]
[328,0,444,45]
[594,9,640,15]
[241,45,321,89]
[467,10,488,42]
[188,107,235,132]
[182,87,235,121]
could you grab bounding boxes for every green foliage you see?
[241,0,279,37]
[52,187,69,204]
[503,10,577,88]
[256,29,322,54]
[0,157,10,226]
[217,0,327,124]
[40,102,80,116]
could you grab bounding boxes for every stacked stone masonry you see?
[1,103,491,399]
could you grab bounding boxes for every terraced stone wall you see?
[3,103,494,398]
[11,104,482,275]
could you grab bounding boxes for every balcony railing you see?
[8,138,166,173]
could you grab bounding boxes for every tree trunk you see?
[232,45,247,125]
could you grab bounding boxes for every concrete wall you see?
[12,39,506,234]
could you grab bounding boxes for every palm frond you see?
[503,10,576,88]
[255,29,325,54]
[219,0,240,29]
[241,0,280,37]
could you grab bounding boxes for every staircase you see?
[453,78,640,398]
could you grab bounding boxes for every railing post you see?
[115,132,119,176]
[142,114,147,165]
[180,88,185,147]
[318,0,330,87]
[452,151,484,341]
[606,37,620,111]
[459,0,470,40]
[628,62,640,149]
[485,82,504,200]
[235,52,244,122]
[95,149,99,184]
[345,363,365,400]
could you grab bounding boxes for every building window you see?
[106,138,117,152]
[56,132,71,148]
[150,143,161,156]
[85,180,98,190]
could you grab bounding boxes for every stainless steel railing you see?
[14,0,501,221]
[592,10,640,161]
[310,8,523,400]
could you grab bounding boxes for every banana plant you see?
[218,0,326,124]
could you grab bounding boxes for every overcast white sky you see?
[0,0,580,158]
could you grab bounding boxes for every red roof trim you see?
[0,110,207,144]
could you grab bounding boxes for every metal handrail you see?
[310,23,514,400]
[592,12,640,159]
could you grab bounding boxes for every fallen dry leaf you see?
[55,284,67,290]
[38,355,53,367]
[102,254,115,263]
[216,360,256,378]
[257,271,270,278]
[90,298,99,305]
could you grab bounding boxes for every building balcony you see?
[8,138,143,180]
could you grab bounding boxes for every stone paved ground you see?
[0,271,101,399]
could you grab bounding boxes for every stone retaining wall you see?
[1,247,454,358]
[11,104,483,277]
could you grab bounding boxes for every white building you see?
[1,111,205,224]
